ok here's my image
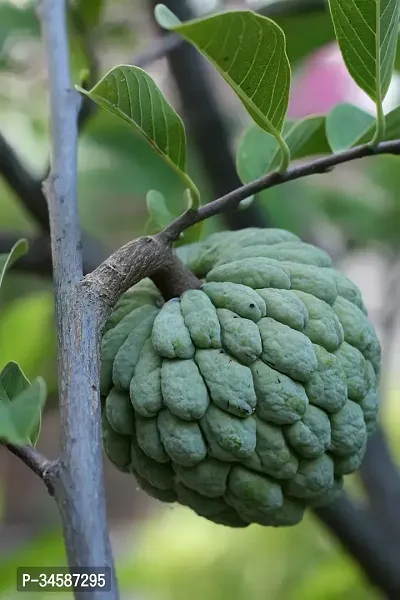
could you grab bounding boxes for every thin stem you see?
[371,0,385,145]
[162,136,400,241]
[276,134,291,171]
[372,99,386,144]
[5,444,54,493]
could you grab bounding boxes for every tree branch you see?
[161,139,400,242]
[81,136,400,310]
[0,134,50,231]
[38,1,116,595]
[357,252,400,548]
[359,427,400,543]
[315,495,400,599]
[5,444,54,494]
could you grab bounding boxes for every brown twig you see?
[5,444,55,495]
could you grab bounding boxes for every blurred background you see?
[1,0,400,598]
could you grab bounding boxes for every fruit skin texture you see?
[101,228,381,528]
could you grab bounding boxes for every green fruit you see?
[100,228,381,529]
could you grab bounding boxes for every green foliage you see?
[0,242,48,447]
[357,104,400,142]
[273,9,335,67]
[76,65,200,208]
[146,190,174,232]
[325,104,400,153]
[325,104,376,151]
[0,239,28,290]
[328,0,400,141]
[0,362,46,446]
[237,117,330,182]
[155,5,292,169]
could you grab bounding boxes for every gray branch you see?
[37,1,117,598]
[315,496,400,599]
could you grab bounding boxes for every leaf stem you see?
[372,99,386,144]
[371,0,385,145]
[6,443,55,494]
[276,134,291,171]
[183,176,201,209]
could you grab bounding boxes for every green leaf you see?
[0,362,46,446]
[145,189,204,244]
[0,361,30,402]
[146,190,174,229]
[155,5,292,170]
[284,117,331,160]
[76,65,200,208]
[237,116,330,183]
[237,126,278,184]
[356,104,400,143]
[273,9,335,67]
[328,0,400,142]
[324,104,400,151]
[0,239,28,291]
[325,104,376,151]
[238,196,255,210]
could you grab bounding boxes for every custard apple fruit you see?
[100,228,381,528]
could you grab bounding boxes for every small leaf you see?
[0,239,28,291]
[239,196,255,210]
[237,126,278,184]
[76,65,200,207]
[356,104,400,143]
[146,190,174,229]
[326,104,376,151]
[237,116,330,183]
[328,0,400,141]
[0,363,46,446]
[156,5,292,168]
[155,3,181,27]
[0,362,30,402]
[9,378,46,446]
[324,104,400,149]
[283,117,331,160]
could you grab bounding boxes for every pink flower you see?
[288,42,377,119]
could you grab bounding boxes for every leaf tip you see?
[238,195,255,211]
[75,84,89,96]
[154,4,181,29]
